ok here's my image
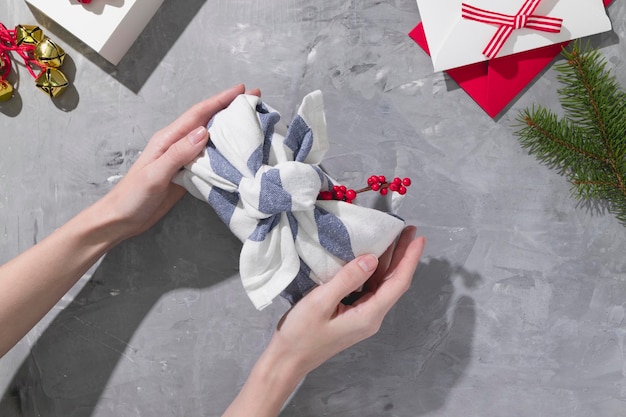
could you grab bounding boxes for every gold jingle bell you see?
[35,38,66,68]
[0,80,13,102]
[15,24,44,47]
[35,67,68,98]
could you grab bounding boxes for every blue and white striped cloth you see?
[175,91,405,310]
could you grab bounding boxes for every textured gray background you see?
[1,1,626,416]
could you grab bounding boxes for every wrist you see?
[73,197,130,252]
[253,342,306,405]
[256,338,308,388]
[223,339,307,417]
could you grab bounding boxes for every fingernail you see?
[227,83,244,93]
[357,254,378,273]
[187,127,207,145]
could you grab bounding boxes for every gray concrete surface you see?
[1,1,625,416]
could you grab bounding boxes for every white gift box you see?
[24,0,165,65]
[416,0,612,72]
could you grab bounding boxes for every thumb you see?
[154,126,209,179]
[317,254,379,311]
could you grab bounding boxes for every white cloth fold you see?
[175,91,405,309]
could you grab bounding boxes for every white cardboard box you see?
[25,0,165,65]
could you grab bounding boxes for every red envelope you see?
[408,0,613,118]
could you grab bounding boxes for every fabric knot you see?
[514,14,528,29]
[238,161,323,219]
[174,91,406,310]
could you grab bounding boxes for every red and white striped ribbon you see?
[462,0,563,59]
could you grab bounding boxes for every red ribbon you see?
[0,24,15,81]
[0,24,44,81]
[462,0,563,59]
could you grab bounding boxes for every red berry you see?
[367,177,376,186]
[346,189,357,200]
[380,187,388,196]
[377,175,386,184]
[389,183,399,192]
[334,190,345,200]
[393,177,401,185]
[332,185,341,192]
[398,186,407,195]
[339,185,347,193]
[371,183,380,191]
[319,191,333,200]
[402,177,412,186]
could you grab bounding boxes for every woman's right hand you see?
[222,226,425,417]
[270,225,425,375]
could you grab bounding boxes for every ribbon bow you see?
[175,91,405,310]
[462,0,563,59]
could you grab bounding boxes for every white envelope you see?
[416,0,613,72]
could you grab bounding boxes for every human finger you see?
[311,254,379,315]
[367,236,425,315]
[141,84,245,164]
[147,126,209,181]
[364,226,415,293]
[364,230,400,293]
[246,87,261,97]
[385,225,418,276]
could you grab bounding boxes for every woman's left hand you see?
[100,84,260,240]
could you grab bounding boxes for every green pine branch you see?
[515,41,626,225]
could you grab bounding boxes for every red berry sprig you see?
[317,175,412,203]
[364,175,411,196]
[318,185,358,203]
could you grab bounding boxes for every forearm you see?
[0,200,125,357]
[222,339,307,417]
[0,87,242,359]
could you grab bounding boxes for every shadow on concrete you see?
[0,195,241,417]
[282,258,481,417]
